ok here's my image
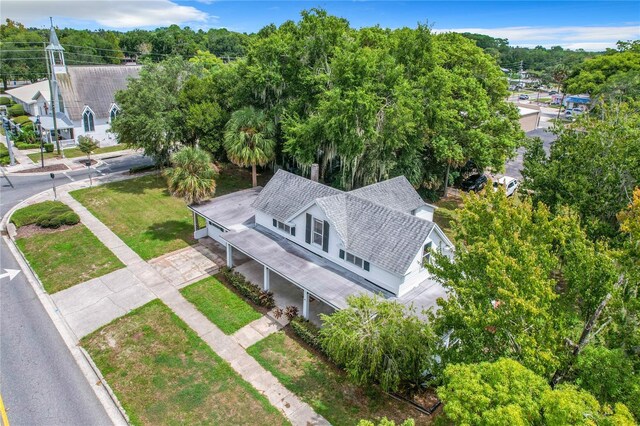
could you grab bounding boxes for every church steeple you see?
[45,17,66,75]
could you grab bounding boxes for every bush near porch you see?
[219,266,275,309]
[82,300,288,426]
[180,276,262,334]
[247,331,432,426]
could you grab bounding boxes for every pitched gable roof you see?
[57,65,141,121]
[251,170,342,222]
[6,80,50,105]
[316,194,434,275]
[349,176,428,214]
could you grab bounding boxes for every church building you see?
[6,21,140,148]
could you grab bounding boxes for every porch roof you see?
[30,114,74,130]
[222,225,390,310]
[189,187,262,231]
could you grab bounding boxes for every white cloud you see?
[433,25,640,51]
[2,0,211,29]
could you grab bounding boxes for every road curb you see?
[0,172,149,426]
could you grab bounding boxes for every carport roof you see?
[189,187,262,230]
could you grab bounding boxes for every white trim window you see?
[109,103,119,122]
[82,106,95,132]
[273,219,295,236]
[312,217,324,246]
[422,241,433,268]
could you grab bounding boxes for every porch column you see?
[263,265,270,291]
[226,244,233,268]
[302,290,309,320]
[192,211,197,232]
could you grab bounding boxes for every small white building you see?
[5,22,140,147]
[190,170,454,320]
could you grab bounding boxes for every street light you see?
[34,115,44,168]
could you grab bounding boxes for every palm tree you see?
[223,106,275,187]
[164,147,217,204]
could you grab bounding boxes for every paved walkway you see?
[232,310,289,349]
[149,244,224,287]
[52,187,329,425]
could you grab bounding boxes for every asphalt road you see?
[0,153,151,425]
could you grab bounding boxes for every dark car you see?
[460,174,488,192]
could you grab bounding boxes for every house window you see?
[109,104,119,122]
[340,250,370,271]
[422,241,433,268]
[272,219,295,236]
[82,108,95,132]
[313,218,324,246]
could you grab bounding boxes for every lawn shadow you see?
[105,173,165,195]
[144,220,195,244]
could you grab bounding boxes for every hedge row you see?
[220,266,275,309]
[12,115,32,126]
[290,316,322,350]
[15,142,41,149]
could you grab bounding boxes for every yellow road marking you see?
[0,392,9,426]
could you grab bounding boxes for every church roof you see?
[57,65,141,121]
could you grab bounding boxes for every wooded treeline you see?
[111,10,525,193]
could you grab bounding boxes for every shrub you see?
[0,144,10,165]
[0,97,13,106]
[8,104,25,117]
[15,142,41,150]
[12,115,32,126]
[11,201,79,228]
[220,266,275,308]
[44,143,54,153]
[290,316,321,349]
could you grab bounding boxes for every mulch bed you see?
[14,164,69,173]
[15,223,78,239]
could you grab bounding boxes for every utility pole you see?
[2,118,16,166]
[518,60,524,89]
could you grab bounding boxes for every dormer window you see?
[109,104,119,122]
[82,107,95,132]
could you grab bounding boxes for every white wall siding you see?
[414,205,435,222]
[257,206,405,295]
[73,117,118,147]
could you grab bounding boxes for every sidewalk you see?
[2,147,139,174]
[50,183,329,425]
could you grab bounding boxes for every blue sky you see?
[4,1,640,50]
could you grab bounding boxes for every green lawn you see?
[82,300,288,426]
[27,144,129,162]
[247,332,431,426]
[16,225,124,293]
[433,196,463,239]
[70,167,269,260]
[70,175,195,260]
[180,276,262,334]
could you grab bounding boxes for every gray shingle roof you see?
[251,170,342,222]
[57,65,141,121]
[316,194,434,275]
[349,176,427,214]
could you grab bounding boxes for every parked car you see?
[460,173,488,192]
[493,176,519,197]
[549,90,558,95]
[572,107,584,115]
[518,94,529,100]
[565,110,573,118]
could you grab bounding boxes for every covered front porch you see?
[221,226,391,325]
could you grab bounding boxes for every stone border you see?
[0,171,149,426]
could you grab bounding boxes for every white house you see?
[189,170,454,320]
[5,22,140,147]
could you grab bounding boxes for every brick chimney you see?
[310,164,319,182]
